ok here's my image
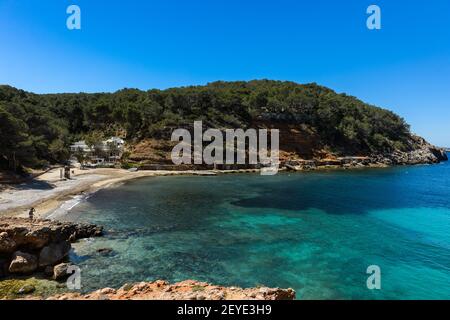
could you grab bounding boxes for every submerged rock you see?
[96,248,114,255]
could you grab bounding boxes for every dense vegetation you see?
[0,80,413,170]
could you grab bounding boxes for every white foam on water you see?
[46,194,87,219]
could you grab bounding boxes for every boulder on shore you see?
[53,263,72,280]
[9,251,38,274]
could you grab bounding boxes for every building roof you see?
[105,137,125,144]
[70,137,124,153]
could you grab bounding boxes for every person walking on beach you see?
[29,207,35,221]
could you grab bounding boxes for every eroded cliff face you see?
[127,132,447,171]
[0,218,103,279]
[47,280,296,300]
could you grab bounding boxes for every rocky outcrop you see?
[53,263,72,280]
[371,136,447,166]
[284,137,448,171]
[0,218,102,251]
[8,251,38,274]
[38,242,71,267]
[0,217,102,279]
[374,148,448,166]
[47,280,296,300]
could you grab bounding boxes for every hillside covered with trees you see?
[0,80,421,171]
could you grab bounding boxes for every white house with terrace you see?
[70,137,125,166]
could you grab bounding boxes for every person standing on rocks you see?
[28,207,36,221]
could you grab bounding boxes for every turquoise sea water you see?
[64,159,450,299]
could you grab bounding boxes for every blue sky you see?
[0,0,449,146]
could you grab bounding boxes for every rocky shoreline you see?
[132,135,448,172]
[47,280,295,300]
[284,140,448,171]
[0,218,102,281]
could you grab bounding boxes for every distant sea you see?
[64,156,450,299]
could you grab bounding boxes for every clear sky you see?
[0,0,449,146]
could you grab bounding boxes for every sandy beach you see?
[0,167,223,219]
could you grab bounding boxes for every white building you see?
[70,137,125,166]
[105,137,125,148]
[70,141,92,153]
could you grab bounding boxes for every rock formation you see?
[47,280,296,300]
[52,263,72,280]
[284,136,448,171]
[0,218,102,280]
[9,251,38,274]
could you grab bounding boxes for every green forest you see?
[0,80,413,171]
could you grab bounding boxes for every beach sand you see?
[0,167,224,219]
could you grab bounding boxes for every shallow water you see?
[64,160,450,299]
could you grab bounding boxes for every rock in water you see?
[39,241,71,267]
[9,251,38,274]
[96,248,114,255]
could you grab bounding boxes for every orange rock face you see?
[48,280,296,300]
